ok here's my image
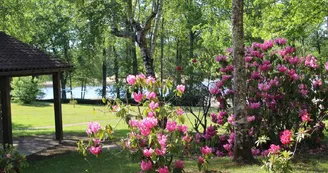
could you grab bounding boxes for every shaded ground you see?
[17,134,117,161]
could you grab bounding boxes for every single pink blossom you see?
[146,91,156,100]
[245,56,253,63]
[89,146,102,155]
[252,148,260,156]
[143,148,154,157]
[148,112,154,117]
[201,146,212,155]
[149,101,159,110]
[274,38,287,45]
[141,160,152,171]
[325,62,328,71]
[215,55,227,62]
[277,64,288,73]
[198,156,205,164]
[137,73,146,80]
[280,130,292,145]
[129,119,139,127]
[182,134,193,143]
[228,114,235,125]
[313,79,322,88]
[177,125,188,134]
[301,113,312,122]
[146,76,156,85]
[133,92,143,103]
[176,107,184,115]
[126,75,136,85]
[158,166,169,173]
[141,117,158,129]
[247,116,256,122]
[304,55,318,68]
[86,122,101,135]
[166,120,177,132]
[223,143,232,151]
[269,144,280,154]
[209,87,221,95]
[156,133,168,147]
[174,160,184,169]
[155,147,167,156]
[176,85,185,93]
[251,71,261,80]
[250,102,260,109]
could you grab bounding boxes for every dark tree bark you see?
[102,49,107,98]
[131,42,138,75]
[232,0,255,163]
[113,46,120,99]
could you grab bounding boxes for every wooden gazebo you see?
[0,32,72,146]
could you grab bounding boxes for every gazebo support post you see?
[0,76,13,146]
[53,72,63,141]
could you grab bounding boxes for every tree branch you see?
[111,27,133,40]
[143,12,156,32]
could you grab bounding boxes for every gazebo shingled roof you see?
[0,31,72,147]
[0,32,72,76]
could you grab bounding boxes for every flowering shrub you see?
[79,38,328,172]
[202,38,328,171]
[0,145,29,173]
[78,74,204,172]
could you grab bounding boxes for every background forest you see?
[0,0,327,100]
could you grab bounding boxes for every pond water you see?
[40,85,121,99]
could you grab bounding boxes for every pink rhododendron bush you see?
[78,38,328,173]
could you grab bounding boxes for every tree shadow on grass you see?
[15,101,52,107]
[12,123,33,131]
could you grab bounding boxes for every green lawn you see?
[23,149,328,173]
[11,102,216,138]
[12,102,328,173]
[12,102,128,137]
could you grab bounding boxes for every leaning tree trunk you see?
[111,0,159,77]
[232,0,254,163]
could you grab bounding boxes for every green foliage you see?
[11,77,42,104]
[0,144,29,173]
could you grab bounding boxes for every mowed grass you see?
[11,102,215,138]
[12,102,123,137]
[23,149,328,173]
[12,102,328,173]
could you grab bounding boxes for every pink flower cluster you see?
[201,146,212,155]
[176,85,185,93]
[268,144,280,154]
[280,129,292,145]
[126,73,156,86]
[86,122,101,135]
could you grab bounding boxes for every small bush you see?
[11,77,43,104]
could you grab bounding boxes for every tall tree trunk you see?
[232,0,254,163]
[189,29,194,90]
[160,17,164,90]
[60,72,67,99]
[69,72,73,98]
[113,46,120,99]
[131,42,138,75]
[102,48,107,98]
[176,39,181,84]
[150,0,163,57]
